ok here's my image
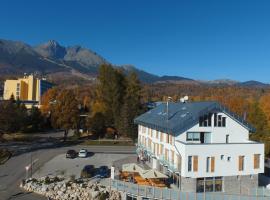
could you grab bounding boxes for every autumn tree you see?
[50,89,80,140]
[247,101,269,134]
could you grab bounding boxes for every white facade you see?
[137,111,264,179]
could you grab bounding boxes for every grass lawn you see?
[81,140,135,146]
[0,149,11,164]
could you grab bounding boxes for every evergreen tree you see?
[96,64,126,129]
[119,72,143,139]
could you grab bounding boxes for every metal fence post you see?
[145,186,147,198]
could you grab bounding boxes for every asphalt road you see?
[0,145,135,200]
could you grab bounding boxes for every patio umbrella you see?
[122,163,144,173]
[122,163,144,183]
[140,169,168,179]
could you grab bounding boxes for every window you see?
[206,157,210,172]
[166,133,169,143]
[197,177,223,193]
[218,115,222,127]
[222,117,226,127]
[156,130,159,139]
[210,157,215,172]
[254,154,260,169]
[227,157,231,162]
[188,156,192,172]
[196,178,204,192]
[205,177,214,192]
[214,113,226,127]
[165,149,169,161]
[187,132,200,141]
[171,151,175,163]
[199,113,212,127]
[221,155,224,160]
[159,144,163,155]
[226,135,229,143]
[188,155,198,172]
[239,156,245,171]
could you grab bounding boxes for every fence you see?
[110,179,270,200]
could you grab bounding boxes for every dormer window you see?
[199,113,212,127]
[214,113,226,127]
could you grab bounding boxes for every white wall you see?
[176,142,264,178]
[137,109,264,179]
[177,112,250,144]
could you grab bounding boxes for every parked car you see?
[81,165,95,178]
[98,166,109,178]
[66,150,77,159]
[78,149,88,158]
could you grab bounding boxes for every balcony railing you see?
[137,144,180,173]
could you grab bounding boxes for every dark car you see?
[81,165,95,178]
[98,166,109,178]
[66,150,77,159]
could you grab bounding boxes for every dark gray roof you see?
[134,101,255,135]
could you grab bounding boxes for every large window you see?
[196,177,223,192]
[214,113,226,127]
[199,113,212,127]
[187,132,200,141]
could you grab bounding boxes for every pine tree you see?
[96,64,126,129]
[119,72,143,140]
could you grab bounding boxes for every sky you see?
[1,0,270,82]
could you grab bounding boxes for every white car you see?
[78,149,88,158]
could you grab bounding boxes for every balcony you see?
[137,144,180,173]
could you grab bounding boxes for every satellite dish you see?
[184,96,189,101]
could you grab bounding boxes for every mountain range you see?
[0,38,269,87]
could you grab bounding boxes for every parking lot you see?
[33,152,129,179]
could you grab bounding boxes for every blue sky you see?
[1,0,270,82]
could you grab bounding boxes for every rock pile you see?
[20,177,122,200]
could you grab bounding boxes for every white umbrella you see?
[122,163,144,173]
[140,169,168,179]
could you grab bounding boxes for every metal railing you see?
[109,179,270,200]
